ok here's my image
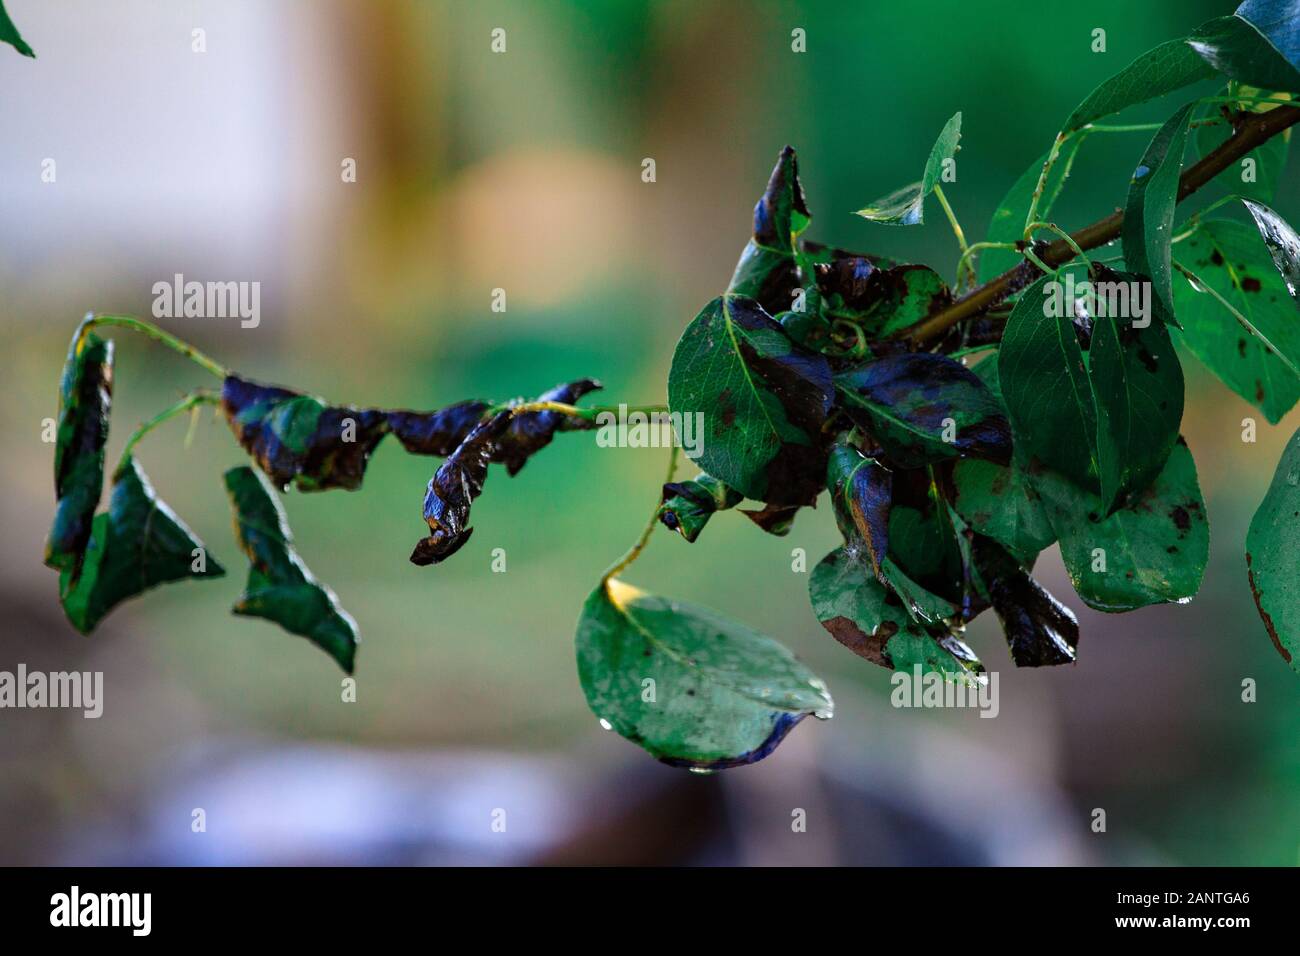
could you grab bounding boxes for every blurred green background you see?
[0,0,1296,864]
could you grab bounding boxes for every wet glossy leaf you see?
[495,379,602,475]
[668,294,833,505]
[46,322,114,572]
[1031,439,1209,612]
[1242,197,1300,300]
[0,0,34,57]
[658,473,742,543]
[224,466,359,673]
[834,352,1012,468]
[1089,268,1185,513]
[411,412,511,566]
[1000,275,1099,489]
[1063,38,1216,133]
[1172,219,1300,423]
[1245,425,1300,673]
[1194,88,1292,203]
[952,457,1054,565]
[826,443,891,579]
[809,548,983,685]
[967,535,1078,667]
[59,457,225,634]
[729,146,813,317]
[1123,103,1196,317]
[855,112,961,226]
[222,375,389,492]
[576,578,833,769]
[979,141,1084,282]
[818,261,953,339]
[386,400,490,457]
[1190,6,1300,92]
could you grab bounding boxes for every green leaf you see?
[809,548,983,685]
[999,275,1099,489]
[1122,103,1196,317]
[224,466,359,673]
[978,140,1084,283]
[1089,268,1185,513]
[658,473,742,543]
[1242,197,1300,300]
[1172,219,1300,423]
[1246,425,1300,673]
[0,0,34,57]
[411,411,511,565]
[1194,88,1293,203]
[951,457,1055,565]
[835,352,1011,469]
[576,578,833,769]
[1189,8,1300,93]
[46,321,114,572]
[854,112,961,226]
[222,375,389,492]
[59,457,226,634]
[826,443,891,579]
[729,146,813,317]
[819,262,953,338]
[1031,439,1209,612]
[1063,38,1217,133]
[668,294,833,505]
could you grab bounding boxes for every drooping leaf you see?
[1031,439,1209,612]
[1189,7,1300,93]
[658,473,742,543]
[221,375,389,492]
[1088,267,1185,513]
[967,535,1078,667]
[0,0,34,57]
[999,275,1099,489]
[826,443,891,579]
[818,260,953,339]
[386,400,490,456]
[494,379,602,475]
[834,352,1012,468]
[1122,103,1196,317]
[224,466,359,673]
[59,456,226,634]
[729,146,813,317]
[1242,197,1300,300]
[855,112,961,226]
[668,294,833,505]
[46,321,114,572]
[410,411,511,566]
[1194,88,1293,203]
[1172,218,1300,423]
[1245,424,1300,672]
[737,501,801,536]
[809,547,983,685]
[978,139,1085,283]
[1063,38,1217,133]
[576,578,833,769]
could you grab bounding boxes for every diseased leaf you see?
[576,578,833,769]
[224,466,359,673]
[809,547,983,685]
[968,535,1078,667]
[222,375,388,492]
[1189,9,1300,93]
[658,474,742,543]
[1242,197,1300,300]
[495,379,602,475]
[952,457,1055,565]
[1123,103,1196,317]
[410,412,512,566]
[834,352,1012,468]
[1031,439,1209,612]
[668,294,833,505]
[1245,425,1300,672]
[46,321,114,572]
[818,261,953,338]
[1194,88,1292,203]
[1089,267,1185,513]
[1000,275,1099,489]
[59,457,225,634]
[737,501,801,536]
[979,140,1085,283]
[826,443,891,579]
[855,112,961,226]
[730,146,814,317]
[1173,219,1300,423]
[386,401,490,456]
[0,0,34,57]
[1064,38,1217,133]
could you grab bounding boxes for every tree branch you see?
[902,103,1300,346]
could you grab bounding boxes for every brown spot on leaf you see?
[821,615,894,666]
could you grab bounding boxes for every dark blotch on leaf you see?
[411,412,512,565]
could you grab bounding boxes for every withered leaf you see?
[826,443,891,580]
[659,473,742,543]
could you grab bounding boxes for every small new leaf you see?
[855,112,961,226]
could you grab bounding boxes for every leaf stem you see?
[601,443,681,585]
[1027,221,1091,271]
[115,391,222,473]
[494,400,668,423]
[932,184,972,288]
[85,314,228,379]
